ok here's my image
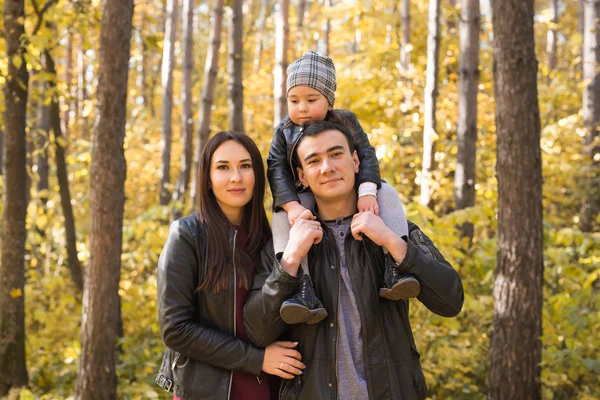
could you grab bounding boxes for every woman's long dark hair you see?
[195,131,271,293]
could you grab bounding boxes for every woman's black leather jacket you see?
[155,215,265,400]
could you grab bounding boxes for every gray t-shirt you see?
[325,217,369,400]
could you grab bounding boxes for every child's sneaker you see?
[379,261,420,300]
[280,274,328,324]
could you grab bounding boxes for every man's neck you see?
[315,193,358,221]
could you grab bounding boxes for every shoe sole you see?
[379,279,421,301]
[280,304,328,325]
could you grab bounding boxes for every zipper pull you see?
[256,376,262,384]
[171,353,181,371]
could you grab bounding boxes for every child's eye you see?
[289,99,298,104]
[308,99,316,103]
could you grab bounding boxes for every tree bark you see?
[0,0,30,395]
[320,0,332,56]
[77,37,86,122]
[400,0,410,70]
[0,128,3,176]
[274,0,290,124]
[63,29,73,138]
[296,0,306,56]
[454,0,480,242]
[228,0,245,132]
[419,0,441,207]
[488,1,544,398]
[190,0,225,208]
[580,0,600,232]
[36,72,51,208]
[75,0,133,398]
[253,0,270,73]
[160,0,179,205]
[546,0,558,80]
[45,50,84,292]
[173,0,195,208]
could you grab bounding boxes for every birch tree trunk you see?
[159,0,179,205]
[400,0,410,70]
[77,39,86,122]
[320,0,332,56]
[46,50,84,292]
[547,0,558,80]
[488,1,544,398]
[253,0,270,73]
[274,0,290,124]
[454,0,480,242]
[228,0,245,132]
[580,0,600,232]
[190,0,225,208]
[75,0,133,397]
[36,75,51,208]
[0,0,30,394]
[419,0,441,207]
[173,0,195,207]
[296,0,306,56]
[63,29,73,137]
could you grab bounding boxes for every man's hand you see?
[351,211,407,264]
[357,195,379,216]
[282,201,315,226]
[280,210,323,276]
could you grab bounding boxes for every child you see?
[268,51,420,325]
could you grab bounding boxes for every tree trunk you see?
[454,0,479,242]
[0,0,29,395]
[0,128,3,175]
[400,0,410,70]
[160,0,179,205]
[46,50,84,292]
[296,0,306,56]
[75,0,133,398]
[173,0,195,208]
[546,0,558,81]
[320,0,332,56]
[63,29,73,138]
[580,0,600,232]
[488,1,544,398]
[190,0,225,208]
[419,0,441,207]
[274,0,290,124]
[228,0,245,132]
[253,0,270,73]
[352,13,361,54]
[36,72,51,208]
[77,37,86,122]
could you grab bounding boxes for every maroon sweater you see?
[174,227,270,400]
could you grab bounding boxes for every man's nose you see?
[321,158,335,173]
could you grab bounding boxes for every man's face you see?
[296,129,359,203]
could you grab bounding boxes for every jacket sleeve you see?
[392,222,464,317]
[243,242,301,346]
[267,118,301,210]
[158,219,264,376]
[345,111,381,189]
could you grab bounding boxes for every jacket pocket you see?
[410,345,428,400]
[409,228,444,261]
[279,375,302,400]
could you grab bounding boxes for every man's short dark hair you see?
[293,121,356,169]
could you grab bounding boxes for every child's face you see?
[287,86,332,125]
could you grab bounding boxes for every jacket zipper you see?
[288,126,304,182]
[227,229,238,400]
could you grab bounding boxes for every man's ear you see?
[297,167,309,188]
[352,150,360,173]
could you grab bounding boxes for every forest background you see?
[0,0,599,398]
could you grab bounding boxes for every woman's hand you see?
[262,341,305,379]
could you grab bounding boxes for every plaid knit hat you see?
[286,51,337,107]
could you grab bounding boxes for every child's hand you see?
[283,201,315,226]
[357,195,379,216]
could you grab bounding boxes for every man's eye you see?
[307,159,318,165]
[332,152,343,157]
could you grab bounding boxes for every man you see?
[244,121,464,399]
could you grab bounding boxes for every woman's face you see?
[209,140,256,225]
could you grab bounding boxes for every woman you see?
[156,131,305,400]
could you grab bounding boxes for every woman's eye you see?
[217,165,228,170]
[241,163,252,169]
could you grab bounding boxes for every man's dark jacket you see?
[267,110,381,210]
[243,221,464,400]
